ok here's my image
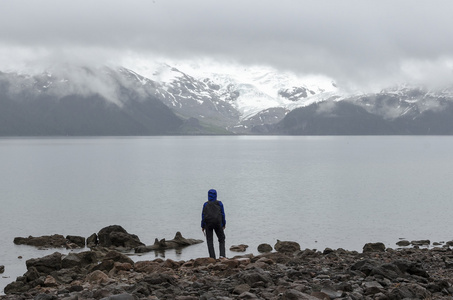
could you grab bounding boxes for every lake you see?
[2,136,453,293]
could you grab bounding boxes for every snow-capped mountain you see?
[273,85,453,135]
[2,61,453,135]
[128,61,340,132]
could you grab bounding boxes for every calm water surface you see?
[1,136,453,293]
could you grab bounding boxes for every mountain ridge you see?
[1,63,453,135]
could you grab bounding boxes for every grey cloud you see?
[1,0,453,89]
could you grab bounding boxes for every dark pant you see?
[205,223,225,259]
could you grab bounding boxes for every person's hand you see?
[202,228,205,233]
[223,226,226,230]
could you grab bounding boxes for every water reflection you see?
[152,246,188,259]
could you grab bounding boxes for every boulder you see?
[411,240,430,246]
[66,235,86,247]
[363,242,386,253]
[350,259,379,276]
[87,233,98,248]
[44,275,58,287]
[362,281,384,295]
[135,232,203,253]
[103,250,134,265]
[320,286,343,298]
[0,265,4,274]
[3,281,30,295]
[193,257,216,267]
[13,234,68,248]
[257,243,273,253]
[230,244,249,252]
[97,225,144,249]
[90,250,134,273]
[274,240,301,253]
[24,266,40,282]
[238,268,273,286]
[50,268,80,284]
[62,251,98,269]
[13,234,85,249]
[86,270,109,284]
[233,283,251,295]
[26,252,62,274]
[393,259,429,278]
[396,240,411,247]
[323,248,334,254]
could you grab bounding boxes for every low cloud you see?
[1,1,453,90]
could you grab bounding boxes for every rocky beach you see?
[2,225,453,300]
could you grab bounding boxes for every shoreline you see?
[2,241,453,299]
[2,226,453,298]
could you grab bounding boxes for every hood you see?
[208,189,217,201]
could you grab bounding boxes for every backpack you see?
[203,200,222,225]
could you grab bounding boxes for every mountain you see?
[136,63,339,133]
[2,63,453,135]
[271,87,453,135]
[0,66,184,136]
[142,63,453,135]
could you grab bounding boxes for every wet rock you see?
[65,235,86,247]
[0,265,4,273]
[24,266,40,282]
[6,231,453,300]
[257,243,273,253]
[14,234,68,248]
[411,239,430,246]
[26,252,62,274]
[3,280,29,294]
[396,240,410,246]
[135,231,203,253]
[362,242,386,253]
[322,247,334,254]
[103,250,134,265]
[274,240,301,253]
[87,233,98,248]
[230,244,248,252]
[62,251,97,269]
[51,268,80,284]
[97,225,145,249]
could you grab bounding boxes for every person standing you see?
[201,189,226,259]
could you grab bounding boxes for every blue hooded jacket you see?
[201,189,226,228]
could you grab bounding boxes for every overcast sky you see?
[1,0,453,89]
